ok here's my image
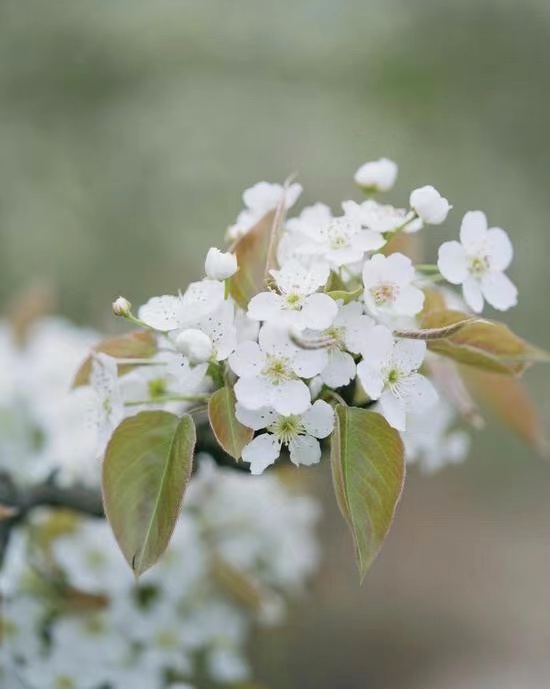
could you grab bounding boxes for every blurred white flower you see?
[410,185,452,224]
[205,247,238,280]
[354,157,398,192]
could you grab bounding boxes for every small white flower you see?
[410,185,452,225]
[175,329,213,364]
[343,199,421,234]
[354,158,398,193]
[357,339,438,431]
[437,210,517,313]
[138,280,225,331]
[362,253,425,318]
[229,324,328,415]
[227,181,303,242]
[205,248,238,280]
[238,400,335,475]
[248,260,337,331]
[112,296,132,317]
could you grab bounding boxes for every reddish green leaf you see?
[330,406,405,582]
[208,386,253,460]
[102,411,196,576]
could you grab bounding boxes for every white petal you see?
[342,312,374,354]
[352,230,386,253]
[320,350,356,388]
[400,373,438,412]
[258,323,297,357]
[460,211,487,250]
[180,280,225,325]
[437,241,468,284]
[242,434,281,475]
[301,400,335,439]
[379,390,407,431]
[481,272,518,311]
[359,324,394,363]
[299,293,338,330]
[462,276,484,313]
[234,376,273,410]
[384,252,415,283]
[486,228,513,272]
[392,339,426,373]
[138,295,183,331]
[229,341,266,378]
[327,245,364,266]
[235,404,278,431]
[362,253,386,287]
[248,291,284,323]
[394,285,425,317]
[289,435,322,467]
[356,360,385,400]
[269,380,311,415]
[292,348,329,379]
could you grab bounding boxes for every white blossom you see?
[410,185,452,225]
[238,400,335,474]
[248,260,337,331]
[175,329,213,364]
[205,247,238,280]
[112,295,132,317]
[437,210,517,313]
[343,199,422,234]
[354,158,398,192]
[362,253,425,318]
[357,339,438,431]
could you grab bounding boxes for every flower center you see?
[324,325,345,348]
[371,282,398,306]
[262,355,294,384]
[148,378,167,399]
[284,292,304,310]
[327,219,354,249]
[269,415,304,443]
[469,255,489,276]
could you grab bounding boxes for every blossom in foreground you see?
[437,210,517,313]
[237,400,335,474]
[410,185,452,225]
[205,247,238,280]
[357,339,438,431]
[362,253,425,318]
[354,157,398,193]
[229,325,328,415]
[248,260,338,331]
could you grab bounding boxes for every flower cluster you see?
[1,458,321,689]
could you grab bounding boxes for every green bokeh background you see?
[1,1,549,687]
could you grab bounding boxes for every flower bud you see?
[175,329,213,364]
[205,248,238,280]
[410,185,452,225]
[354,158,398,193]
[112,296,132,317]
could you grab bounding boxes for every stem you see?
[124,394,210,407]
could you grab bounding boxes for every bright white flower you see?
[278,203,333,267]
[354,158,398,192]
[175,329,213,364]
[343,199,422,234]
[112,296,132,317]
[357,339,438,431]
[238,400,335,475]
[437,210,517,313]
[410,185,452,225]
[227,181,303,242]
[205,247,238,280]
[362,253,425,318]
[300,302,393,389]
[138,279,225,331]
[248,260,337,331]
[230,324,328,415]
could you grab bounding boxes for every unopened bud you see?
[410,185,452,225]
[112,296,132,317]
[354,158,398,193]
[175,329,213,364]
[205,248,238,281]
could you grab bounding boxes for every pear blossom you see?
[112,295,132,317]
[357,339,438,431]
[343,199,422,234]
[175,328,214,364]
[205,247,238,280]
[227,181,303,242]
[248,260,337,331]
[229,324,328,415]
[410,185,452,225]
[437,210,517,313]
[354,158,398,193]
[362,253,425,318]
[238,400,335,475]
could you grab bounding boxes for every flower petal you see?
[486,228,513,272]
[301,400,335,439]
[289,435,322,467]
[138,295,183,331]
[400,373,438,412]
[235,404,278,431]
[248,291,283,323]
[292,348,329,379]
[356,360,385,400]
[481,272,518,311]
[379,390,407,431]
[269,380,311,415]
[392,339,426,373]
[437,241,468,284]
[320,350,356,388]
[229,341,266,378]
[394,285,425,316]
[242,434,281,475]
[462,276,484,313]
[234,376,273,410]
[300,294,338,330]
[460,211,487,250]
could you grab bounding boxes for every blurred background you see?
[1,0,549,686]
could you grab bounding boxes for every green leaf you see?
[330,406,405,582]
[73,331,158,387]
[422,309,550,376]
[208,386,254,460]
[102,411,196,576]
[326,287,363,304]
